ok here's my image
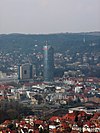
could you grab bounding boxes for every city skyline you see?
[0,0,100,34]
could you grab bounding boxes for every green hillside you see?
[0,32,100,53]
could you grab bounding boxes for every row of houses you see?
[0,109,100,133]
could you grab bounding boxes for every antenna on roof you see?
[46,41,48,46]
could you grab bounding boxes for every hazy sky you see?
[0,0,100,34]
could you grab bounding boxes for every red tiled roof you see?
[50,116,62,122]
[78,111,86,117]
[0,85,9,89]
[3,120,11,125]
[60,123,70,128]
[20,120,26,125]
[63,113,76,121]
[0,96,4,100]
[93,112,100,119]
[34,120,43,125]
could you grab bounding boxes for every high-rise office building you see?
[43,45,54,82]
[18,63,36,81]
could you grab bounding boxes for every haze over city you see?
[0,0,100,34]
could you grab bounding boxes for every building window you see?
[24,70,27,74]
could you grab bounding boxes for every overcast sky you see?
[0,0,100,34]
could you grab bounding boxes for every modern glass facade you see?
[43,45,54,82]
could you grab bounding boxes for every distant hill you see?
[85,32,100,36]
[0,32,100,53]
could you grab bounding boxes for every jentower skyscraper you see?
[43,45,54,82]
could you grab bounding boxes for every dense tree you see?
[0,100,33,123]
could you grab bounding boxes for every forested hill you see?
[0,32,100,53]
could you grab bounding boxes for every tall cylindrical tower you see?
[43,45,54,82]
